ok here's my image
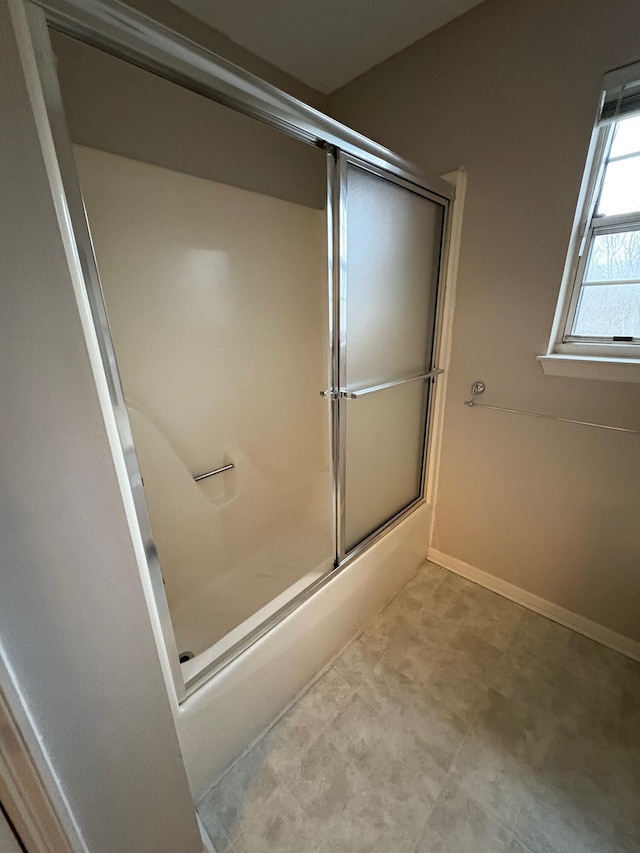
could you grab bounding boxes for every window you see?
[540,61,640,381]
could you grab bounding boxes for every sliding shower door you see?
[51,33,334,682]
[36,4,451,693]
[336,156,445,556]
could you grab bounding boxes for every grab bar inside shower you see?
[194,463,235,482]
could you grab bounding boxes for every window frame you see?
[559,122,640,354]
[541,89,640,379]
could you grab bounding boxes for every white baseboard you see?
[427,548,640,663]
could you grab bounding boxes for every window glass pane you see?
[572,284,640,337]
[597,155,640,215]
[609,114,640,159]
[584,229,640,281]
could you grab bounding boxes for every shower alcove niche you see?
[25,0,457,797]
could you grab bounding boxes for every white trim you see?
[0,654,79,853]
[425,167,467,543]
[544,101,640,370]
[427,548,640,663]
[537,353,640,383]
[557,340,640,358]
[545,124,605,354]
[604,58,640,93]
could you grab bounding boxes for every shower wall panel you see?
[74,145,330,657]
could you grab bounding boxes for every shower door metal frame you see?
[23,0,453,700]
[330,151,449,565]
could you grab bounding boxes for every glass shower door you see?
[338,156,446,555]
[52,32,335,680]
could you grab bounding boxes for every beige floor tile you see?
[416,780,513,852]
[323,692,389,776]
[421,573,476,619]
[381,629,440,684]
[332,638,380,689]
[374,828,422,853]
[472,688,554,766]
[198,807,231,853]
[447,732,529,827]
[509,840,535,853]
[307,782,399,852]
[355,656,423,716]
[288,730,365,821]
[422,633,503,723]
[372,738,447,811]
[512,610,573,654]
[230,786,325,853]
[515,783,631,853]
[200,562,640,853]
[391,694,468,774]
[458,598,524,651]
[200,744,278,841]
[532,729,640,846]
[359,607,403,656]
[261,667,354,779]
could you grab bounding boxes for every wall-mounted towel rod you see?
[463,381,640,436]
[194,463,235,482]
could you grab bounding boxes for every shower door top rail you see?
[34,0,454,202]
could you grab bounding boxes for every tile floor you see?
[199,561,640,852]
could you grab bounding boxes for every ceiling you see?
[170,0,485,94]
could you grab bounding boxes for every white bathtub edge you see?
[178,502,431,800]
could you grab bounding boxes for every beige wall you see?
[328,0,640,641]
[0,3,202,848]
[116,0,324,107]
[53,33,325,209]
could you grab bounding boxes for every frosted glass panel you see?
[345,382,428,551]
[341,160,445,554]
[345,164,443,388]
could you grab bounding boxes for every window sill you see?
[537,354,640,383]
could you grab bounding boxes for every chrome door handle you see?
[344,369,444,399]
